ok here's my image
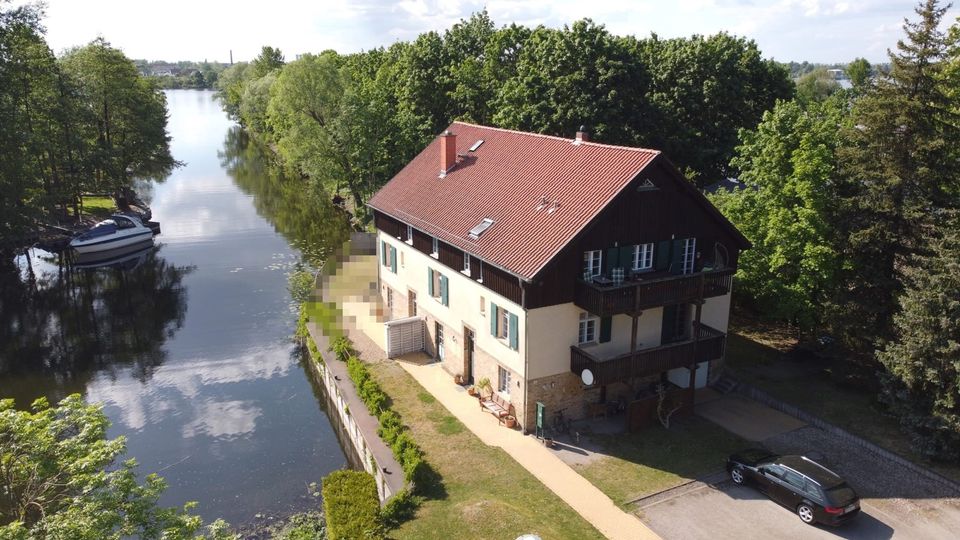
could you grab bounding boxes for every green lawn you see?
[74,196,116,220]
[574,416,748,506]
[726,331,960,484]
[368,361,604,540]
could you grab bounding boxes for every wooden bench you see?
[480,393,514,425]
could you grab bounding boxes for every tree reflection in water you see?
[219,127,353,268]
[0,244,193,407]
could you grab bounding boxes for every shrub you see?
[377,410,404,445]
[380,488,418,528]
[322,470,383,540]
[330,336,354,361]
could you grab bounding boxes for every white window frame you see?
[498,366,512,396]
[477,261,483,283]
[480,296,486,315]
[406,224,413,245]
[633,243,654,271]
[578,312,598,344]
[682,238,696,275]
[463,253,471,274]
[431,269,442,300]
[583,250,602,277]
[431,236,439,258]
[497,306,510,340]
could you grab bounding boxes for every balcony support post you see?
[687,274,706,411]
[630,312,641,354]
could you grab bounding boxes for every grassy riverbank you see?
[367,360,603,540]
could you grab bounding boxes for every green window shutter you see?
[509,313,519,351]
[490,303,498,336]
[604,247,619,275]
[655,240,671,271]
[620,246,634,270]
[600,316,612,343]
[428,268,434,296]
[440,275,449,306]
[390,246,397,274]
[381,240,387,266]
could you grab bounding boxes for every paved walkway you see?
[693,388,806,441]
[328,252,657,539]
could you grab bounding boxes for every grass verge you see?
[574,416,747,506]
[72,195,116,220]
[367,360,604,540]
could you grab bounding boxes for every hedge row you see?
[322,470,384,540]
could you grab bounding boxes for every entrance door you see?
[408,289,417,317]
[435,322,444,361]
[661,303,690,344]
[464,327,475,384]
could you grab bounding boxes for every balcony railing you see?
[570,324,726,386]
[574,268,734,317]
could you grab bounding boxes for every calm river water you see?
[0,90,353,526]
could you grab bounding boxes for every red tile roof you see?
[368,122,660,281]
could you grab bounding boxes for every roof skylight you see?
[468,218,495,239]
[468,139,485,152]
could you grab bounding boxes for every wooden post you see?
[630,314,639,353]
[688,273,706,411]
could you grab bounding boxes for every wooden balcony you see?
[570,324,726,386]
[574,268,734,317]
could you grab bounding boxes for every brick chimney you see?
[439,130,457,177]
[575,125,589,144]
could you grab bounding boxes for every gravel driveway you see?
[634,426,960,539]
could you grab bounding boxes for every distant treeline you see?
[215,11,796,212]
[0,4,174,249]
[134,59,227,89]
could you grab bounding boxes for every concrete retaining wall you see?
[306,325,405,503]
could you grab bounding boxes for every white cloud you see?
[15,0,960,63]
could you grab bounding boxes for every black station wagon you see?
[726,449,860,526]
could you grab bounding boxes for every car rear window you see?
[825,483,856,505]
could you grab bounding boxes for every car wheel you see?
[730,467,745,485]
[797,503,815,524]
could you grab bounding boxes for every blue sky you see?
[24,1,960,64]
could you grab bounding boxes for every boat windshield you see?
[82,220,118,238]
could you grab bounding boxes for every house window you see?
[406,224,413,244]
[463,253,471,274]
[681,238,696,274]
[498,366,511,396]
[431,236,439,258]
[480,296,485,315]
[400,250,405,268]
[634,243,654,271]
[381,240,397,274]
[477,260,483,282]
[578,312,598,344]
[489,302,519,350]
[386,288,393,309]
[583,250,602,278]
[427,267,449,306]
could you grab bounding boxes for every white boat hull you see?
[71,230,154,253]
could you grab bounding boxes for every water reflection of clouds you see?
[182,400,262,440]
[86,344,291,437]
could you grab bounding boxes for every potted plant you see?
[454,373,464,385]
[504,415,517,429]
[467,385,479,397]
[476,377,493,399]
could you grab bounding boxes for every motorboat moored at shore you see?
[69,213,158,254]
[72,238,156,270]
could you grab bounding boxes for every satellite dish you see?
[581,369,595,386]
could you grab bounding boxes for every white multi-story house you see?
[368,123,749,432]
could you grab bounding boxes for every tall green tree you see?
[795,67,841,105]
[711,96,845,329]
[637,32,794,184]
[251,45,284,78]
[877,214,960,461]
[494,20,653,144]
[847,57,872,88]
[832,0,960,355]
[60,39,175,196]
[0,395,233,539]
